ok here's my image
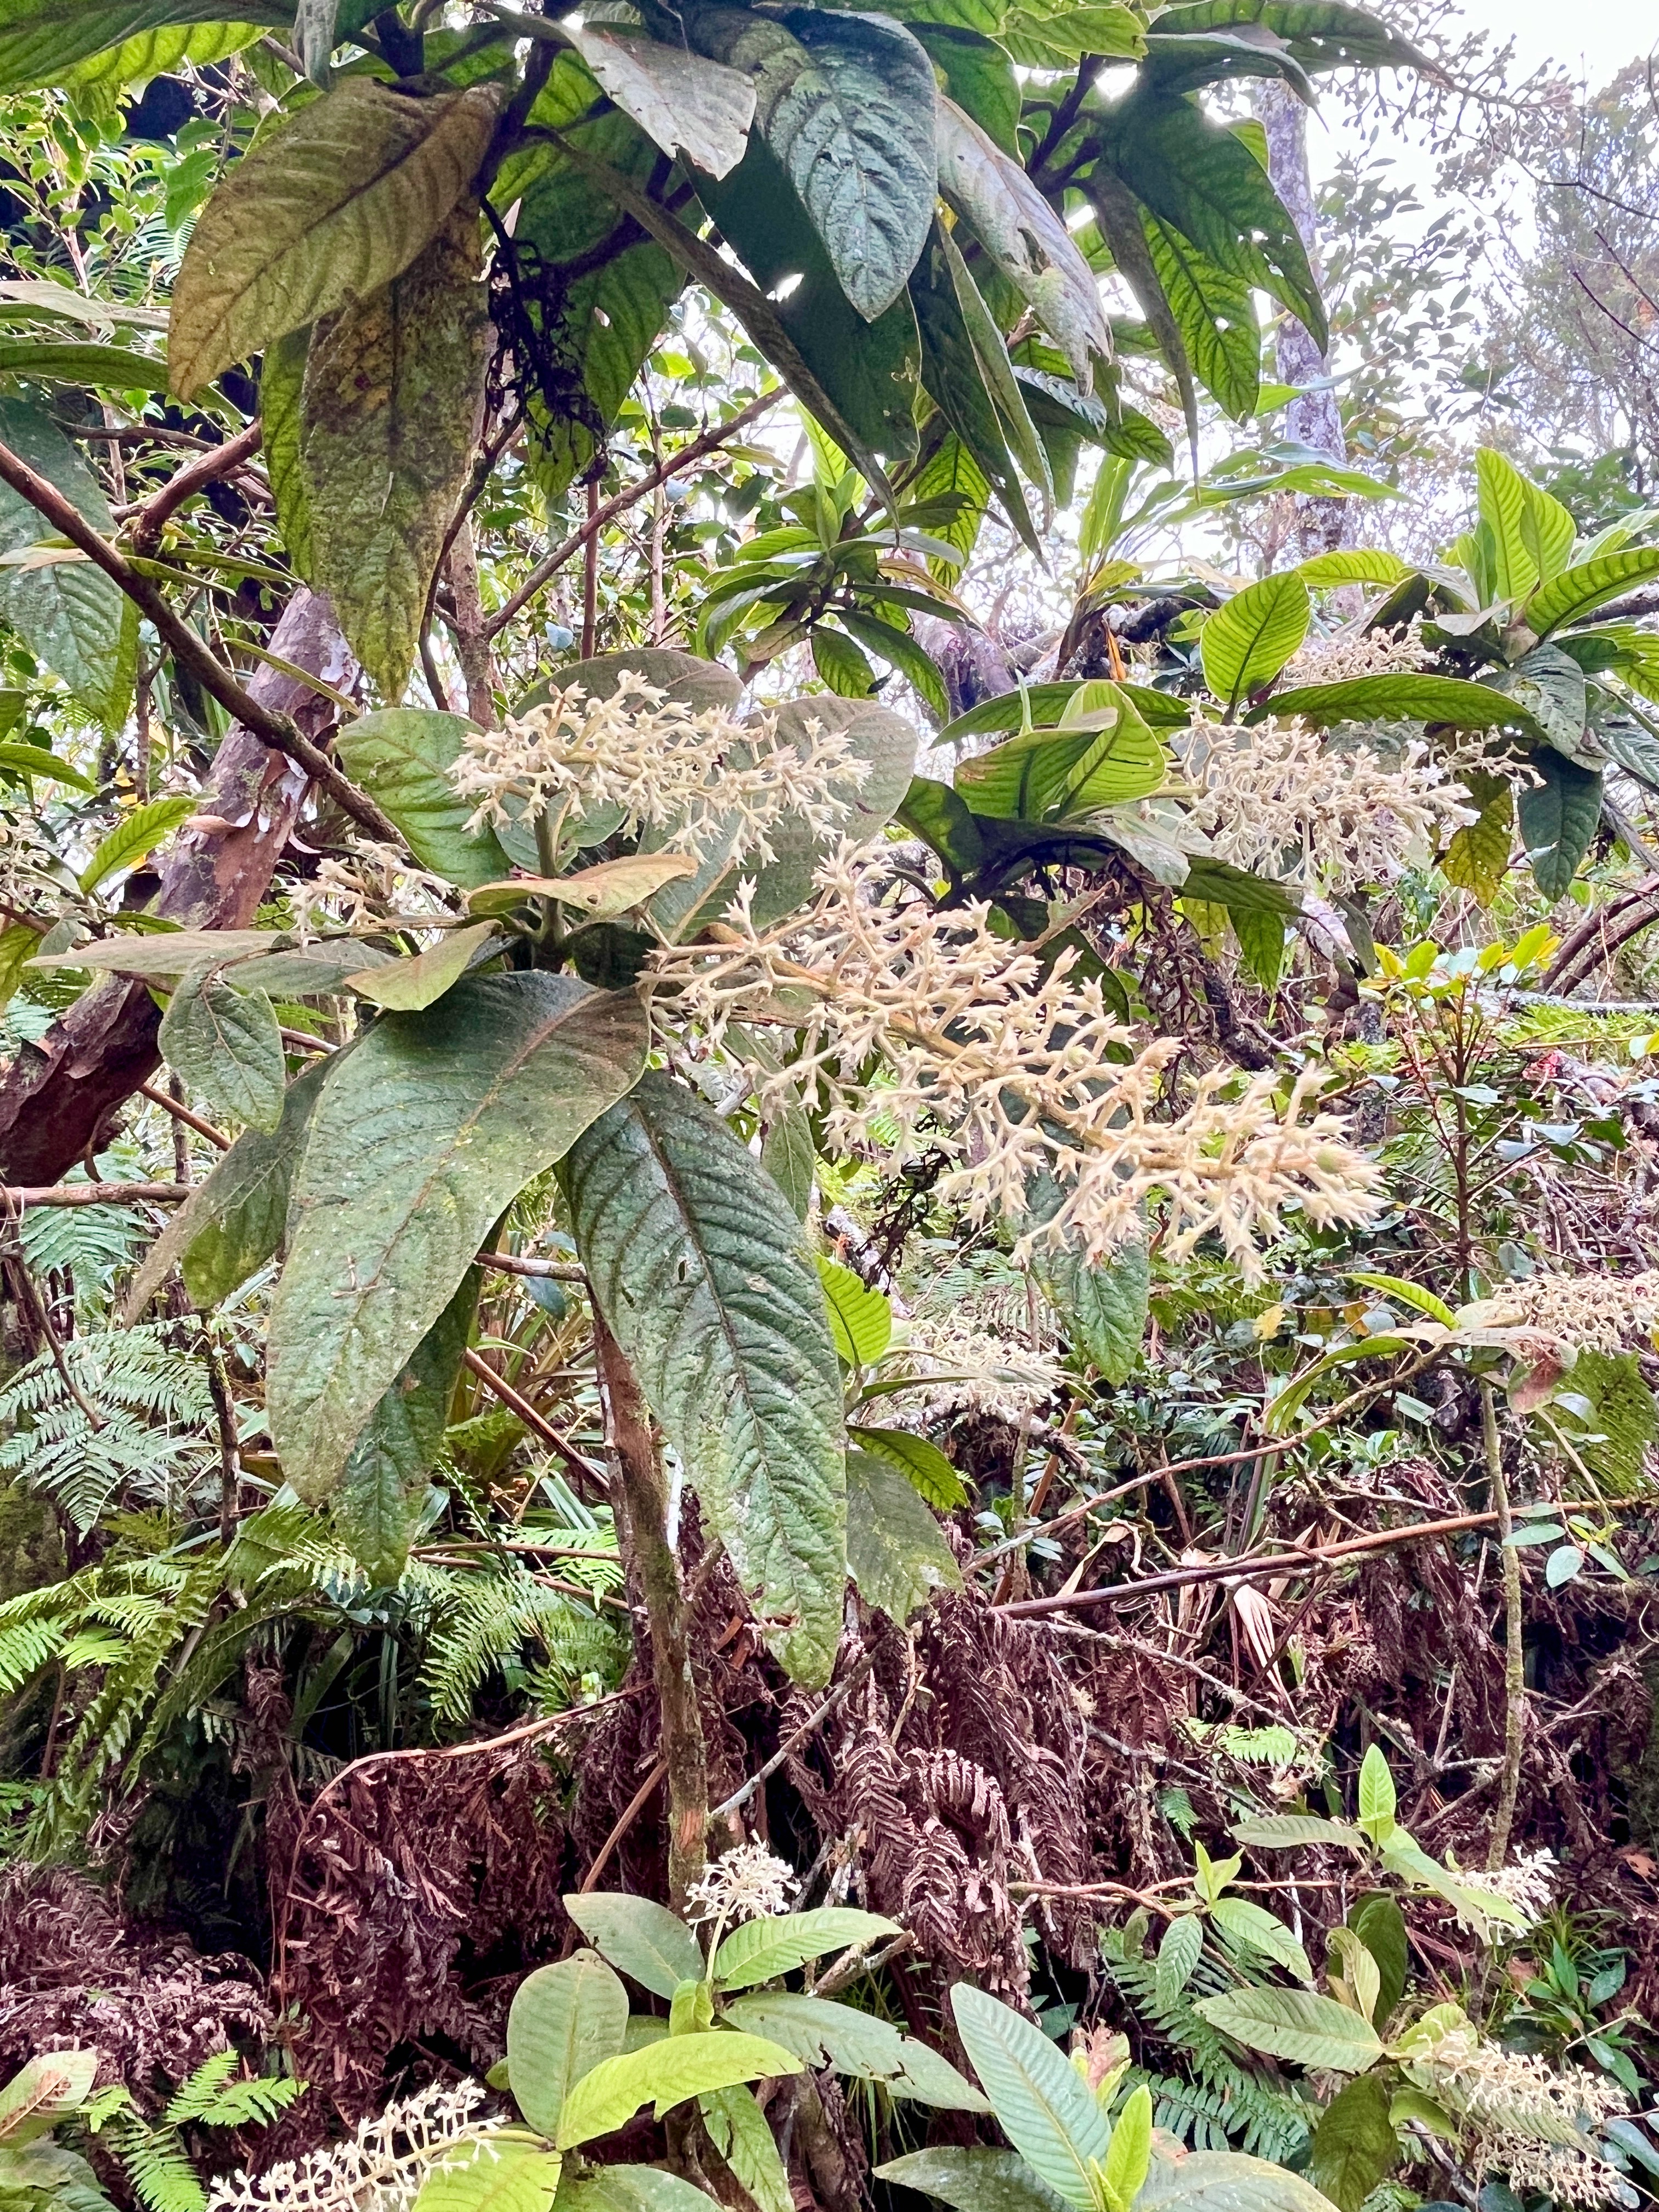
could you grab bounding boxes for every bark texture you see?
[0,588,355,1184]
[1257,81,1350,560]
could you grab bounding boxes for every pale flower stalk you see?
[1402,2011,1629,2209]
[654,857,1384,1279]
[1465,1273,1659,1356]
[684,1841,800,1931]
[449,670,864,865]
[1286,617,1425,686]
[205,2080,506,2211]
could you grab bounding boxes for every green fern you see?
[162,2051,303,2130]
[411,1561,625,1726]
[0,1325,216,1532]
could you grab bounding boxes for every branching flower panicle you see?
[1286,617,1425,686]
[1183,718,1473,889]
[205,2080,505,2211]
[685,1841,800,1928]
[1467,1273,1659,1355]
[1445,1847,1557,1930]
[448,671,864,864]
[295,839,459,932]
[654,859,1383,1278]
[1402,2011,1628,2207]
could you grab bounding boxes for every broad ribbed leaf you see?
[1211,1895,1313,1984]
[1194,1988,1383,2072]
[60,20,260,111]
[336,1268,476,1584]
[348,923,500,1012]
[956,693,1166,820]
[1150,2,1424,73]
[1201,571,1311,711]
[414,2141,563,2212]
[1527,547,1659,637]
[1442,778,1513,906]
[1475,447,1571,603]
[950,1984,1108,2212]
[817,1258,891,1365]
[722,1993,986,2108]
[935,96,1109,391]
[1519,751,1601,902]
[0,396,129,720]
[0,339,169,386]
[77,795,196,894]
[569,26,755,177]
[687,4,936,320]
[1494,643,1589,761]
[259,325,313,580]
[1250,674,1546,735]
[555,2170,717,2211]
[269,973,647,1500]
[846,1448,962,1622]
[124,1054,334,1319]
[875,2148,1070,2212]
[846,1425,967,1509]
[909,225,1036,550]
[335,708,510,888]
[1311,2074,1397,2212]
[714,1906,898,1993]
[563,1071,845,1684]
[507,1953,630,2141]
[1231,1814,1365,1850]
[158,960,286,1135]
[1136,2149,1340,2212]
[554,2032,802,2151]
[0,1,284,92]
[1347,1894,1408,2028]
[171,77,500,398]
[1033,1235,1149,1386]
[563,1894,706,2001]
[1142,215,1259,419]
[302,204,488,700]
[1154,1910,1204,2008]
[699,2087,791,2212]
[1297,548,1412,588]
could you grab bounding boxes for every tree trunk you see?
[1256,82,1350,561]
[0,588,356,1184]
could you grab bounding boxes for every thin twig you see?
[2,1182,193,1206]
[127,421,263,557]
[461,1347,607,1486]
[712,1639,889,1819]
[578,1756,669,1893]
[137,1081,232,1150]
[1482,1379,1526,1870]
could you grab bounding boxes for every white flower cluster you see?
[1182,719,1474,889]
[654,858,1384,1279]
[898,1308,1064,1421]
[448,672,864,865]
[1286,617,1426,686]
[295,838,459,932]
[685,1841,800,1927]
[1404,2014,1628,2209]
[1447,1847,1557,1929]
[206,2080,505,2211]
[1466,1273,1659,1356]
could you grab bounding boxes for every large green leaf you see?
[269,973,647,1501]
[567,25,756,178]
[699,2086,791,2212]
[846,1424,967,1509]
[60,19,261,111]
[301,203,488,701]
[1032,1233,1149,1386]
[0,396,129,721]
[1136,2149,1340,2212]
[1142,214,1260,419]
[562,1071,846,1685]
[909,225,1038,551]
[722,1992,987,2108]
[335,708,510,888]
[956,688,1167,820]
[950,1985,1107,2212]
[77,795,196,894]
[1474,447,1575,604]
[124,1054,334,1318]
[1230,1814,1365,1850]
[1150,2,1423,73]
[713,1906,898,1993]
[1194,1988,1383,2072]
[1200,571,1311,712]
[554,2170,718,2211]
[1492,643,1588,761]
[1527,546,1659,637]
[157,960,287,1135]
[563,1894,707,2001]
[554,2032,802,2151]
[414,2140,563,2212]
[259,325,313,582]
[336,1267,477,1584]
[508,1953,630,2141]
[0,338,169,387]
[1518,750,1601,901]
[1346,1894,1408,2029]
[1310,2073,1397,2212]
[686,4,936,321]
[936,219,1051,502]
[817,1257,892,1365]
[171,76,500,398]
[0,0,284,92]
[935,97,1109,390]
[1106,89,1323,342]
[1249,673,1546,735]
[846,1449,962,1622]
[875,2147,1070,2212]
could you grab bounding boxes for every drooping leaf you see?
[956,687,1167,820]
[554,2032,803,2151]
[1231,1814,1365,1850]
[301,202,489,701]
[817,1257,892,1365]
[1141,213,1260,419]
[1032,1233,1149,1385]
[335,1267,477,1584]
[1493,644,1589,763]
[260,324,314,582]
[552,2170,716,2212]
[950,1984,1108,2212]
[845,1448,962,1622]
[568,25,755,177]
[0,338,170,387]
[714,1906,900,1993]
[0,1,283,93]
[563,1072,845,1685]
[0,396,129,721]
[1346,1893,1409,2029]
[935,96,1110,391]
[269,973,648,1500]
[914,25,1019,153]
[507,1952,630,2141]
[170,76,500,398]
[157,960,287,1135]
[1296,549,1413,589]
[123,1054,334,1319]
[59,20,261,113]
[334,708,511,889]
[1441,778,1513,907]
[846,1425,967,1509]
[1518,750,1602,902]
[1210,1895,1313,1984]
[1154,1910,1205,2008]
[686,4,937,321]
[698,2086,791,2212]
[347,922,501,1012]
[1136,2148,1340,2212]
[722,1992,987,2108]
[1200,571,1311,712]
[760,1103,815,1221]
[1526,546,1659,637]
[1311,2073,1398,2212]
[77,795,196,894]
[909,225,1038,551]
[563,1893,707,2001]
[874,2147,1070,2212]
[1194,1987,1384,2072]
[1249,674,1548,736]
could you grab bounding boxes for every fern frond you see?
[108,2114,207,2212]
[414,1565,625,1727]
